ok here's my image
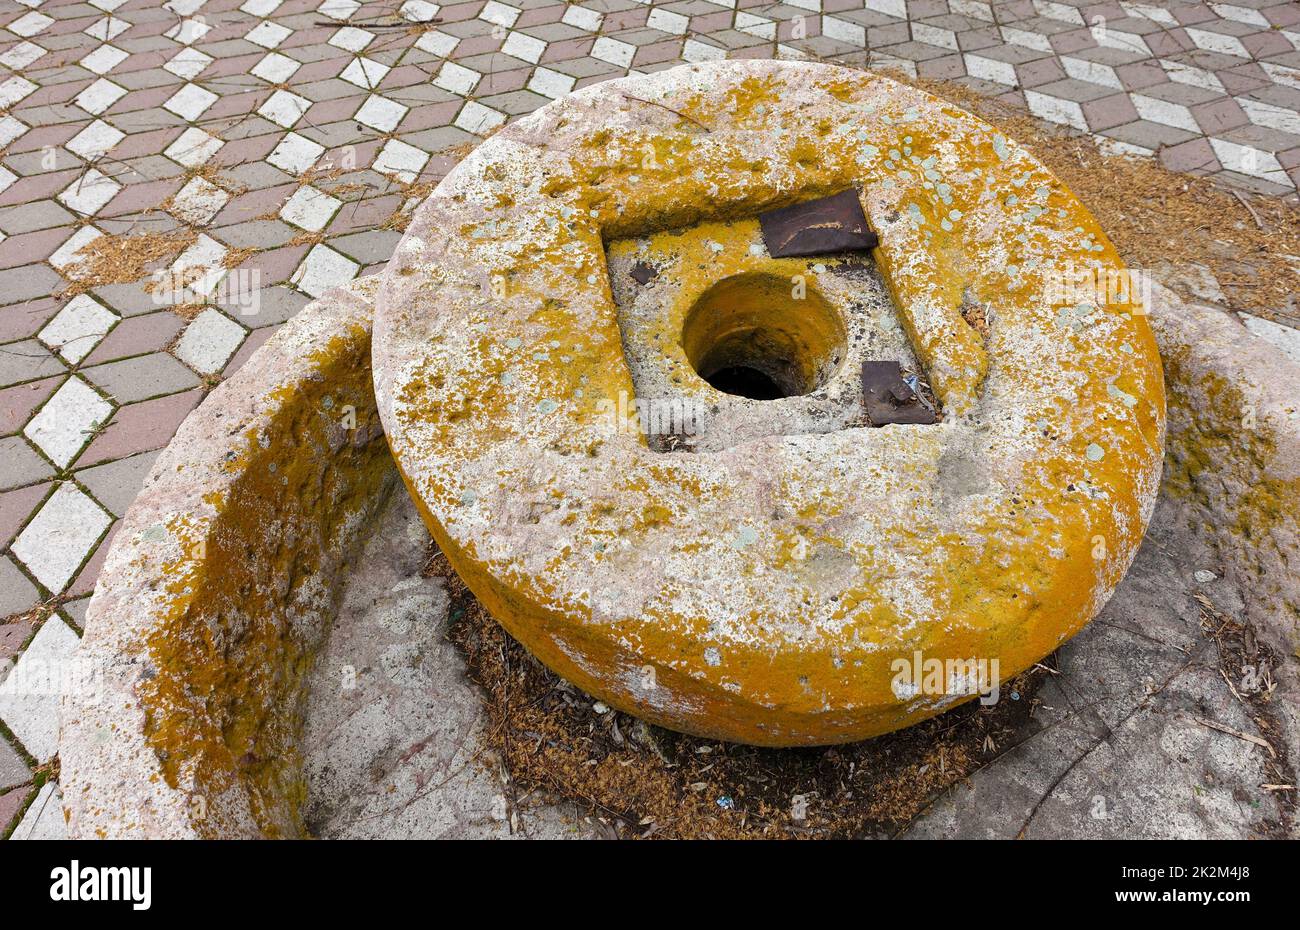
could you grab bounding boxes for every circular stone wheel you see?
[372,61,1165,747]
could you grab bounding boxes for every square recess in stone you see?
[604,216,931,453]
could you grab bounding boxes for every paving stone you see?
[74,450,159,518]
[10,482,112,595]
[0,436,53,491]
[23,376,113,469]
[0,557,40,620]
[174,309,246,375]
[0,736,29,794]
[9,781,66,838]
[36,295,118,364]
[0,614,82,761]
[290,243,359,298]
[83,352,199,404]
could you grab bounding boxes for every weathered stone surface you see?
[372,61,1167,746]
[60,277,393,839]
[57,267,1296,838]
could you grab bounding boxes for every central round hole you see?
[681,271,846,400]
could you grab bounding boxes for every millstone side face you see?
[374,60,1168,747]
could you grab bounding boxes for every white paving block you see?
[66,119,125,162]
[279,185,341,231]
[267,131,324,174]
[165,82,218,121]
[340,57,390,89]
[171,176,229,225]
[354,94,408,132]
[528,66,575,100]
[454,100,505,135]
[10,783,68,839]
[2,41,47,70]
[258,89,311,127]
[72,78,125,115]
[330,26,374,52]
[252,51,301,83]
[38,295,118,364]
[502,31,546,64]
[0,619,83,763]
[164,47,212,80]
[246,20,291,48]
[23,379,114,470]
[175,309,246,375]
[49,226,102,271]
[434,61,480,96]
[57,168,120,216]
[79,43,128,75]
[291,244,359,298]
[165,126,223,167]
[373,138,429,183]
[11,486,111,596]
[561,5,602,31]
[591,36,635,69]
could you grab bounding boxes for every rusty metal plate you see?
[759,189,879,258]
[862,360,937,426]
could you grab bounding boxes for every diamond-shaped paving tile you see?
[247,20,292,49]
[171,177,229,226]
[10,781,67,838]
[279,186,341,231]
[57,170,122,217]
[165,47,212,80]
[66,120,125,162]
[73,78,126,115]
[340,57,390,90]
[455,101,506,135]
[168,234,227,298]
[11,485,111,595]
[258,90,312,128]
[267,131,324,175]
[165,83,218,121]
[80,44,128,76]
[434,61,481,96]
[354,94,408,132]
[38,296,118,365]
[175,309,246,375]
[373,138,429,183]
[252,52,301,84]
[291,244,359,298]
[24,378,114,469]
[164,127,223,167]
[2,41,46,70]
[1,617,82,762]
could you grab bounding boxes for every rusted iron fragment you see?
[630,261,658,285]
[862,360,937,426]
[759,189,879,258]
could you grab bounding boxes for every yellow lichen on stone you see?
[372,61,1166,746]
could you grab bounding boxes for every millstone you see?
[372,60,1166,746]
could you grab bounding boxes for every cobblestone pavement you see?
[2,0,1300,838]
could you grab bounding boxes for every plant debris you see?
[429,549,1051,840]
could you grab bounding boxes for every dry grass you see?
[430,550,1050,840]
[897,74,1300,321]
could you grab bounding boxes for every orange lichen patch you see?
[373,61,1166,746]
[129,317,394,837]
